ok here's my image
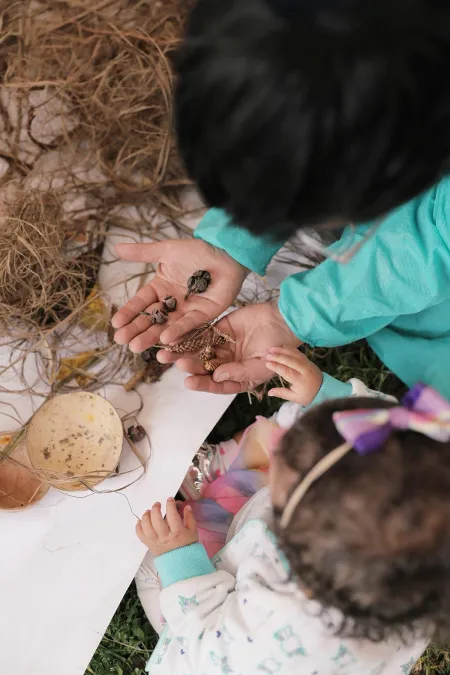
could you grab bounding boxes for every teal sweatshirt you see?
[195,175,450,398]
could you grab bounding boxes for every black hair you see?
[175,0,450,239]
[274,397,450,642]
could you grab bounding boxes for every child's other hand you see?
[136,498,198,557]
[265,347,323,406]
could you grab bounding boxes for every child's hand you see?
[136,498,198,557]
[265,347,323,406]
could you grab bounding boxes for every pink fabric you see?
[179,419,275,557]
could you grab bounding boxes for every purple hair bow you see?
[332,383,450,455]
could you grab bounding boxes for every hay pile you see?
[1,0,192,211]
[0,0,193,337]
[0,188,101,337]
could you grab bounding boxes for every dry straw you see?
[0,189,94,335]
[1,0,192,215]
[0,0,194,339]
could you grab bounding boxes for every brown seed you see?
[185,270,212,299]
[141,347,158,363]
[152,309,168,325]
[211,326,234,344]
[203,359,222,373]
[127,424,146,443]
[198,346,216,361]
[162,296,177,312]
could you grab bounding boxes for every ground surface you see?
[86,342,448,675]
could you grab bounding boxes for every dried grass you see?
[1,0,192,215]
[0,188,101,336]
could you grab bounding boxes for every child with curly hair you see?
[135,348,450,674]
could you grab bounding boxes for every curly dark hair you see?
[273,397,450,642]
[175,0,450,239]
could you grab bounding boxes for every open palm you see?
[112,239,247,353]
[158,302,301,394]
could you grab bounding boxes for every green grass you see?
[86,342,449,675]
[86,588,156,675]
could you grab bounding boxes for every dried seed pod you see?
[165,327,234,354]
[190,270,211,281]
[152,309,168,325]
[185,270,212,299]
[127,424,146,443]
[141,347,159,363]
[162,295,177,312]
[144,362,172,383]
[211,326,235,344]
[167,334,213,354]
[198,346,216,361]
[203,359,222,373]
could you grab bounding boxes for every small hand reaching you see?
[136,498,198,557]
[265,347,323,406]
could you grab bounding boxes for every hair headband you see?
[280,383,450,529]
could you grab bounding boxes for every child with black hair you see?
[113,0,450,400]
[135,347,450,674]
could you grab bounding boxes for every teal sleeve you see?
[194,208,284,276]
[306,372,353,409]
[154,543,215,588]
[279,177,450,346]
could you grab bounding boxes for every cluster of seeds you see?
[139,295,177,325]
[164,325,234,373]
[135,271,226,372]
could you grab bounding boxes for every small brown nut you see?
[127,424,146,443]
[185,270,212,299]
[203,359,221,373]
[162,296,177,312]
[194,278,209,292]
[198,346,216,361]
[151,309,168,325]
[141,347,158,363]
[195,270,211,283]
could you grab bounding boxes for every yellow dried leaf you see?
[56,351,98,383]
[75,374,94,388]
[80,285,109,331]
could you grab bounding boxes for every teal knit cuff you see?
[154,543,215,588]
[306,372,353,409]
